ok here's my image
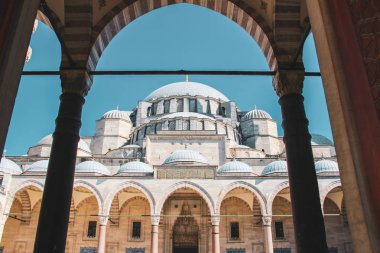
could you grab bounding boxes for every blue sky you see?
[5,3,330,155]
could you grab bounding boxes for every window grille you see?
[169,121,176,130]
[328,247,338,253]
[230,222,240,240]
[164,100,170,113]
[126,248,145,253]
[189,99,197,112]
[274,248,291,253]
[183,120,190,130]
[87,221,97,238]
[177,99,184,112]
[275,221,285,239]
[226,249,245,253]
[80,248,97,253]
[132,221,142,239]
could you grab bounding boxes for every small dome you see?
[262,161,288,175]
[27,160,49,172]
[164,150,208,165]
[311,134,333,146]
[0,157,22,174]
[37,134,91,153]
[218,160,253,174]
[315,160,339,174]
[144,82,229,102]
[159,112,214,120]
[118,161,153,174]
[75,161,110,175]
[242,109,272,121]
[102,110,131,121]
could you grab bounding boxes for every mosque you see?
[0,80,351,253]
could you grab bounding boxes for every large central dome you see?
[144,81,229,101]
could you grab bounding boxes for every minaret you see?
[25,20,38,63]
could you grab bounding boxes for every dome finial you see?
[116,105,119,110]
[185,74,189,82]
[254,104,257,110]
[2,149,6,157]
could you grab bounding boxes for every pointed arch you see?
[156,181,214,215]
[215,181,267,215]
[73,180,103,215]
[267,181,290,215]
[104,181,155,216]
[320,180,342,209]
[10,180,44,198]
[88,0,277,71]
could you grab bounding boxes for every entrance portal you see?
[172,202,199,253]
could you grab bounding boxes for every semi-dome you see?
[37,134,91,153]
[102,110,131,121]
[164,150,208,165]
[218,160,253,174]
[0,157,22,174]
[242,109,272,121]
[118,161,153,174]
[262,160,288,175]
[144,82,229,102]
[75,161,110,175]
[315,160,339,174]
[159,112,214,120]
[27,160,49,172]
[311,134,333,146]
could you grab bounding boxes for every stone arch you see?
[156,181,215,215]
[16,190,31,224]
[267,181,290,215]
[104,181,155,216]
[320,180,342,211]
[73,180,103,215]
[36,6,64,39]
[88,0,277,71]
[216,181,267,215]
[10,180,44,198]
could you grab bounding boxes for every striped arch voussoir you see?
[89,0,277,71]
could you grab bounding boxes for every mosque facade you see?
[0,81,351,253]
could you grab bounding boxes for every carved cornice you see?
[273,69,305,97]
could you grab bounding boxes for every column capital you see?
[273,69,305,97]
[211,215,220,226]
[262,215,272,226]
[98,215,108,226]
[60,68,92,97]
[151,215,160,226]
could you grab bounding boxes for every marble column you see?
[98,215,108,253]
[262,216,273,253]
[151,215,160,253]
[33,70,91,253]
[275,70,328,253]
[211,216,220,253]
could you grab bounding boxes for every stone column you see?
[211,216,220,253]
[151,215,160,253]
[274,70,328,253]
[97,215,108,253]
[262,216,273,253]
[33,70,91,253]
[0,0,40,157]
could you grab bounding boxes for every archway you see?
[159,186,213,253]
[105,185,153,253]
[322,186,352,253]
[1,185,43,252]
[218,186,264,253]
[271,187,294,252]
[89,1,277,71]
